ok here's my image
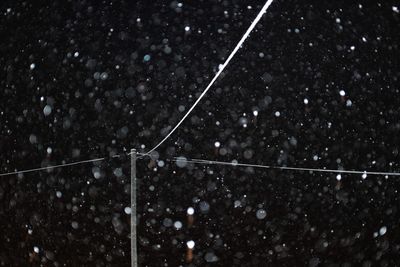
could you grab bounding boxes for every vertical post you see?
[131,149,138,267]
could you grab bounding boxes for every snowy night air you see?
[1,0,400,266]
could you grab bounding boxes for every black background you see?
[1,0,400,266]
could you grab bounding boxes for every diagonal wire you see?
[145,0,275,155]
[3,0,398,179]
[0,1,275,178]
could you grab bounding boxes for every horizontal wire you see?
[0,153,132,178]
[4,1,392,180]
[128,151,148,159]
[169,157,400,177]
[0,150,152,177]
[0,157,105,177]
[1,151,399,178]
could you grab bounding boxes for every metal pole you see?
[131,149,138,267]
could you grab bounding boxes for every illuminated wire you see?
[1,152,399,178]
[0,154,127,177]
[145,0,275,155]
[170,157,400,177]
[0,1,277,177]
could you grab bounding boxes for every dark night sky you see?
[1,0,400,266]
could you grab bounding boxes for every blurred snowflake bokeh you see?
[1,0,400,266]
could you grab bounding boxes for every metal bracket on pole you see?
[131,149,138,267]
